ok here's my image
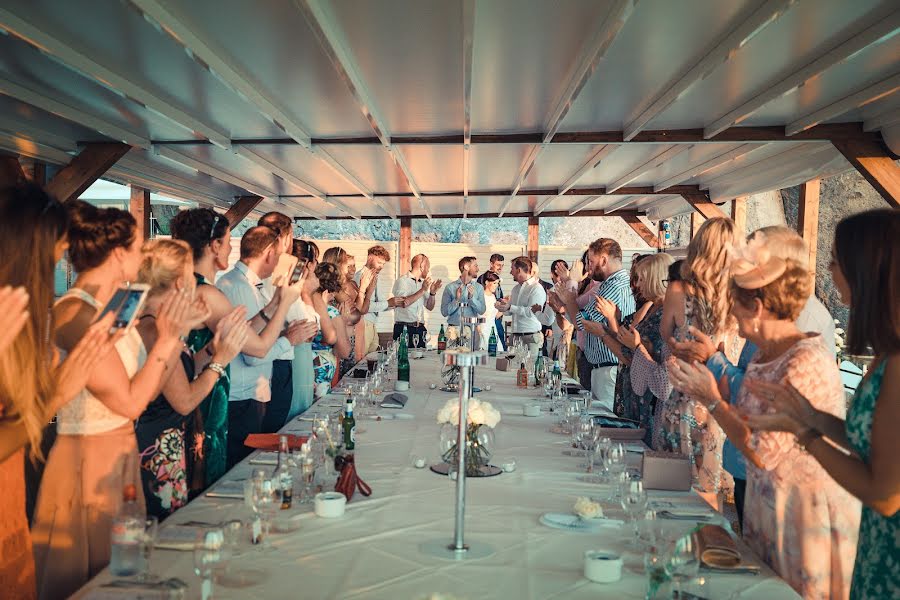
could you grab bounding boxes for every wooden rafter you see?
[294,208,643,221]
[398,216,412,272]
[130,185,151,241]
[797,180,820,275]
[621,215,658,248]
[223,196,264,227]
[731,196,747,236]
[46,142,131,202]
[681,192,727,220]
[527,217,539,261]
[830,136,900,208]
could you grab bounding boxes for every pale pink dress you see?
[739,335,860,600]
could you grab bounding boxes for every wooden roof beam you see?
[831,135,900,208]
[705,7,900,138]
[46,142,131,202]
[624,0,795,140]
[621,214,659,248]
[681,191,727,220]
[223,195,264,227]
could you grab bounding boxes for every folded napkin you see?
[243,433,308,451]
[84,578,187,599]
[658,509,713,521]
[205,479,246,499]
[155,525,207,551]
[695,525,743,568]
[380,393,408,408]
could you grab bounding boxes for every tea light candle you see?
[583,550,623,583]
[484,384,492,391]
[429,383,437,390]
[413,457,427,468]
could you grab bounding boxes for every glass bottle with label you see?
[488,327,497,357]
[397,325,410,383]
[343,397,356,451]
[273,435,293,510]
[437,324,446,354]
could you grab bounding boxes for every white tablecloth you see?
[75,352,800,600]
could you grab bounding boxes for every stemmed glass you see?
[620,476,649,549]
[250,475,279,551]
[136,516,159,582]
[194,528,229,600]
[579,389,593,412]
[412,333,420,350]
[594,436,612,482]
[665,534,700,598]
[604,442,626,501]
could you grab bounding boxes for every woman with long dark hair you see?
[0,185,119,600]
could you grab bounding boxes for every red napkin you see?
[243,433,309,451]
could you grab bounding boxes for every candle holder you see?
[421,349,494,561]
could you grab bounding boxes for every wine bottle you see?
[343,397,356,451]
[488,327,497,357]
[397,325,410,383]
[273,435,293,509]
[437,324,446,354]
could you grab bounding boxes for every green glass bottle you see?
[343,398,355,451]
[437,324,446,354]
[533,354,544,387]
[487,327,497,357]
[397,325,411,383]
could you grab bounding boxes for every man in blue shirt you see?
[217,226,310,467]
[558,238,635,411]
[441,256,486,338]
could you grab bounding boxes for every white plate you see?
[539,513,623,532]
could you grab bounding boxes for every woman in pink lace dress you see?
[670,246,859,599]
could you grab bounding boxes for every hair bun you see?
[66,200,136,272]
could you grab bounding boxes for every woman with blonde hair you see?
[33,200,195,600]
[321,246,366,374]
[134,239,249,517]
[0,185,120,600]
[660,216,739,496]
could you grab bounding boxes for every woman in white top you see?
[32,201,194,600]
[479,272,504,352]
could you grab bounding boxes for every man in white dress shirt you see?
[496,256,547,357]
[217,226,313,467]
[354,245,398,354]
[391,254,442,347]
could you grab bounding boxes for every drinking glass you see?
[194,528,229,600]
[665,534,700,598]
[412,334,420,349]
[136,516,158,582]
[298,457,316,504]
[620,476,649,549]
[250,477,279,550]
[643,547,669,600]
[222,519,244,559]
[604,443,626,501]
[594,436,612,482]
[579,390,593,413]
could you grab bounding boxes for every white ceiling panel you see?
[395,145,464,193]
[317,145,412,195]
[575,144,673,187]
[470,0,612,133]
[523,144,616,189]
[468,144,537,191]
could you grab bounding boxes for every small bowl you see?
[314,492,347,518]
[412,456,427,469]
[484,384,493,392]
[394,380,410,391]
[500,459,517,473]
[522,403,541,417]
[429,383,437,390]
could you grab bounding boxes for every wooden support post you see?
[223,195,264,227]
[621,215,658,248]
[527,216,539,261]
[46,142,130,202]
[690,211,706,239]
[399,216,412,273]
[32,161,48,185]
[0,154,27,187]
[731,196,747,237]
[798,179,820,278]
[831,136,899,208]
[130,185,152,241]
[681,192,728,220]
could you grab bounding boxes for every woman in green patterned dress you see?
[746,209,899,600]
[170,209,299,489]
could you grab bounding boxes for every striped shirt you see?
[575,269,636,365]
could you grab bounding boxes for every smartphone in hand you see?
[289,257,310,285]
[96,284,150,331]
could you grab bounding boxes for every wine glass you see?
[604,443,626,501]
[620,476,649,549]
[250,477,279,551]
[665,534,700,598]
[579,390,593,413]
[412,333,420,350]
[194,528,229,600]
[135,516,158,582]
[594,436,612,482]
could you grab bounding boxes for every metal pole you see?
[451,358,471,553]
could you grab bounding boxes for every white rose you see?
[483,405,501,428]
[573,497,603,519]
[468,405,486,425]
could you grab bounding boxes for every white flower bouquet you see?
[436,397,501,428]
[437,398,501,475]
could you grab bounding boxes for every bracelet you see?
[707,399,721,414]
[259,310,271,324]
[206,362,226,378]
[796,428,822,451]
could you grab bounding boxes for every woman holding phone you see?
[170,208,300,489]
[0,185,121,600]
[134,239,250,517]
[32,200,196,600]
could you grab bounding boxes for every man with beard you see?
[556,239,635,411]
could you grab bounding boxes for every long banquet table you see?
[76,350,800,599]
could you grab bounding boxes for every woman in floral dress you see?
[745,209,898,600]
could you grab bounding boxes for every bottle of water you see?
[109,482,145,576]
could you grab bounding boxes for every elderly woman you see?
[669,237,859,599]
